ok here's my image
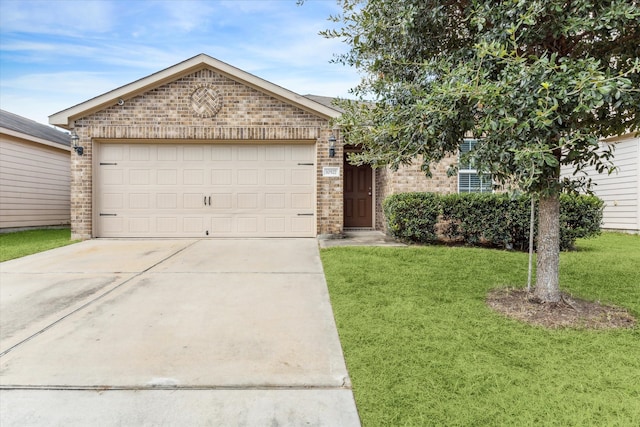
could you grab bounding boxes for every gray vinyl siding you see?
[0,136,71,229]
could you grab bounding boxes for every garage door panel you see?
[97,143,315,237]
[266,169,286,185]
[211,217,232,233]
[184,146,205,161]
[129,217,150,233]
[102,169,123,185]
[158,169,178,185]
[265,193,285,209]
[129,194,149,209]
[265,217,286,232]
[292,193,312,209]
[103,193,123,209]
[291,145,314,161]
[101,145,124,161]
[157,193,178,209]
[237,193,259,209]
[237,170,258,185]
[211,169,232,185]
[101,216,125,234]
[183,169,204,185]
[157,217,178,233]
[292,216,314,233]
[291,169,313,185]
[238,217,258,233]
[183,193,205,209]
[158,146,177,161]
[130,170,150,185]
[237,146,258,161]
[266,146,286,161]
[130,146,150,161]
[211,147,232,161]
[211,193,232,209]
[184,217,204,233]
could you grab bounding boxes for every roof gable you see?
[49,54,340,128]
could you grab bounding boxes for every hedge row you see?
[383,192,604,251]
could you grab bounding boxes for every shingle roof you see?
[1,109,70,146]
[303,95,345,113]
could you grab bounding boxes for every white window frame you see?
[458,139,493,193]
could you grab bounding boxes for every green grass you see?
[321,232,640,426]
[0,228,78,262]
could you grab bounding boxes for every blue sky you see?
[0,0,359,126]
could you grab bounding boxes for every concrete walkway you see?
[318,230,406,248]
[0,239,360,426]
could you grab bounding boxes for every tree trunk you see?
[534,192,561,303]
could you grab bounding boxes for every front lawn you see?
[0,228,78,262]
[321,232,640,426]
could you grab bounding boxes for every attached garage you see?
[96,142,316,237]
[49,54,344,240]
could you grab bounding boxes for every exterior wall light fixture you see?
[328,134,336,158]
[70,131,83,155]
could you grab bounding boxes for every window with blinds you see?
[458,139,492,193]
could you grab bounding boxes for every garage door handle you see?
[208,196,211,206]
[204,196,206,206]
[297,213,314,216]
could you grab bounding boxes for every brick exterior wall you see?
[70,67,342,239]
[375,155,458,231]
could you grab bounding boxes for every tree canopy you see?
[325,0,640,195]
[323,0,640,302]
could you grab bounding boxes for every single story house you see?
[0,109,71,231]
[50,54,638,240]
[50,54,457,240]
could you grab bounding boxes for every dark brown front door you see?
[344,157,373,228]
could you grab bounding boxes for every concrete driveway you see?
[0,239,360,426]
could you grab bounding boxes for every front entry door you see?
[344,157,373,228]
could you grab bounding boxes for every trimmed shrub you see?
[384,192,603,251]
[383,192,440,243]
[440,193,511,247]
[560,193,604,250]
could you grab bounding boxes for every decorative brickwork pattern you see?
[190,84,223,118]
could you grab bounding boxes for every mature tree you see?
[324,0,640,303]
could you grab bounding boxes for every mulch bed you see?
[487,288,637,330]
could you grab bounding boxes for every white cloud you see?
[0,0,362,125]
[0,0,115,36]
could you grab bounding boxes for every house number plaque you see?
[322,167,340,177]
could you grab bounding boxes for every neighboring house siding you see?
[561,135,640,233]
[0,135,71,229]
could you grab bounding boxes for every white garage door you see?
[96,143,316,237]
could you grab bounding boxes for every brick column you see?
[70,126,92,240]
[316,128,343,236]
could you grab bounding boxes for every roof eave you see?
[1,126,72,151]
